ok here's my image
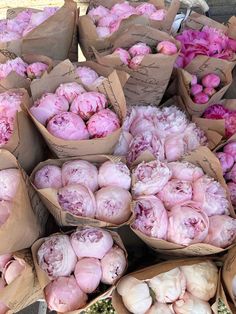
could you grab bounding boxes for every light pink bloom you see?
[70,92,107,120]
[164,134,187,162]
[191,74,198,85]
[45,276,87,312]
[128,43,151,58]
[0,115,15,147]
[132,160,172,196]
[34,165,62,189]
[55,82,85,104]
[129,115,155,137]
[174,293,212,314]
[70,227,113,259]
[0,91,22,116]
[30,93,69,126]
[47,112,89,140]
[88,5,110,22]
[112,48,131,65]
[37,234,77,279]
[87,108,120,138]
[113,131,133,156]
[74,258,102,293]
[95,186,131,224]
[190,84,203,96]
[98,161,131,190]
[168,161,204,181]
[157,41,178,55]
[183,123,208,151]
[0,169,20,201]
[226,164,236,183]
[203,87,216,97]
[150,9,167,21]
[227,182,236,206]
[110,2,136,17]
[96,26,111,38]
[62,160,98,192]
[146,303,174,314]
[0,31,21,42]
[0,57,27,79]
[132,195,168,239]
[135,3,156,16]
[58,184,96,218]
[0,200,11,226]
[167,201,209,246]
[202,73,221,88]
[97,14,118,28]
[203,104,229,120]
[129,55,145,69]
[3,259,25,284]
[0,254,12,272]
[224,141,236,160]
[75,66,99,86]
[216,152,234,173]
[193,92,209,104]
[225,112,236,138]
[192,175,229,216]
[101,245,126,285]
[0,278,8,314]
[26,62,48,79]
[203,215,236,248]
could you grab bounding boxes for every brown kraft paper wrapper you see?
[0,250,43,314]
[26,59,127,158]
[222,246,236,309]
[94,24,180,105]
[78,0,180,59]
[0,0,78,61]
[30,155,133,228]
[130,146,236,257]
[31,229,128,314]
[0,150,48,254]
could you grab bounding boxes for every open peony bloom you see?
[132,196,168,239]
[3,259,25,285]
[45,276,87,313]
[37,234,77,279]
[74,258,102,293]
[26,62,48,79]
[147,303,174,314]
[132,160,172,196]
[95,186,131,224]
[173,292,212,314]
[0,115,15,147]
[47,112,89,140]
[0,169,20,201]
[70,227,113,259]
[216,152,234,173]
[55,82,85,104]
[192,175,229,216]
[224,141,236,160]
[113,48,131,65]
[61,160,98,192]
[227,182,236,206]
[203,104,229,120]
[183,123,207,151]
[203,215,236,248]
[0,278,9,314]
[164,134,187,162]
[101,245,126,285]
[57,184,96,218]
[168,161,204,181]
[156,41,178,55]
[167,201,209,246]
[0,254,12,272]
[202,73,221,89]
[135,3,156,16]
[98,161,131,190]
[190,84,203,96]
[34,165,62,189]
[180,261,218,301]
[75,66,99,86]
[88,5,110,22]
[128,43,151,57]
[0,57,28,79]
[149,267,186,303]
[87,108,120,138]
[0,200,11,226]
[30,93,69,126]
[70,92,107,120]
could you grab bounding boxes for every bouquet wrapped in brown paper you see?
[78,0,180,59]
[31,227,128,314]
[26,59,126,158]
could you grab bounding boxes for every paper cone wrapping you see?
[222,246,236,310]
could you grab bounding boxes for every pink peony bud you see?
[75,66,99,86]
[88,5,110,22]
[62,160,98,192]
[95,186,131,224]
[132,195,168,239]
[225,112,236,138]
[26,62,48,79]
[110,2,136,16]
[203,87,216,97]
[192,175,229,216]
[132,160,172,196]
[70,92,107,120]
[98,161,131,190]
[3,259,25,284]
[37,234,77,279]
[112,48,131,65]
[164,135,187,162]
[225,164,236,183]
[150,9,167,21]
[101,245,126,285]
[47,112,89,140]
[129,55,145,69]
[34,165,62,189]
[87,108,120,138]
[157,41,178,55]
[30,93,69,126]
[193,92,209,104]
[135,3,156,16]
[203,104,229,120]
[216,152,234,173]
[173,292,212,314]
[70,227,113,259]
[45,276,87,312]
[0,278,9,314]
[0,169,21,201]
[58,184,96,218]
[0,201,11,226]
[168,161,204,181]
[223,141,236,160]
[128,43,151,57]
[190,84,203,96]
[98,14,118,28]
[74,258,102,293]
[167,201,209,246]
[202,73,221,88]
[191,74,198,86]
[96,26,111,38]
[0,254,12,272]
[227,182,236,206]
[55,82,85,104]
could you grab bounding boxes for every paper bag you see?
[222,246,236,308]
[78,0,180,59]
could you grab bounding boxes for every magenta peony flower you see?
[156,41,178,55]
[26,62,48,79]
[3,259,25,284]
[34,165,62,189]
[173,292,212,314]
[0,200,11,226]
[0,254,12,272]
[216,152,234,173]
[168,161,204,181]
[190,84,203,96]
[227,182,236,206]
[193,92,209,104]
[225,112,236,138]
[128,43,151,58]
[164,134,187,162]
[150,9,167,21]
[223,141,236,160]
[132,195,168,239]
[112,48,131,65]
[203,104,229,120]
[225,164,236,183]
[202,73,221,88]
[70,227,113,259]
[135,3,156,16]
[96,26,111,38]
[88,5,110,22]
[203,87,216,97]
[47,112,89,140]
[129,55,145,69]
[0,169,20,201]
[55,82,85,104]
[110,2,135,17]
[75,66,99,86]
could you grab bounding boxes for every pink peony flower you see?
[157,41,178,55]
[190,84,203,96]
[173,292,212,314]
[129,115,155,137]
[87,108,120,138]
[0,169,20,201]
[97,14,118,28]
[0,278,8,314]
[167,201,209,246]
[202,73,221,88]
[45,276,87,312]
[0,57,28,79]
[26,62,48,79]
[109,18,122,34]
[132,160,172,196]
[95,186,131,224]
[0,254,12,272]
[183,123,207,151]
[96,26,111,38]
[150,9,167,21]
[110,2,136,17]
[203,215,236,248]
[98,161,131,190]
[225,112,236,138]
[74,258,102,293]
[164,134,187,162]
[75,66,99,86]
[30,93,69,126]
[112,48,131,65]
[192,175,229,216]
[135,3,156,16]
[88,5,110,22]
[225,164,236,183]
[227,182,236,206]
[3,259,25,284]
[132,195,168,239]
[168,161,204,181]
[193,92,209,104]
[62,160,98,192]
[70,227,113,259]
[101,245,126,285]
[191,74,198,85]
[55,82,85,104]
[203,104,229,120]
[0,200,11,226]
[129,55,145,69]
[0,31,21,42]
[47,112,89,140]
[37,234,77,279]
[223,141,236,160]
[34,165,62,189]
[128,43,151,58]
[216,152,234,173]
[203,87,216,97]
[0,115,15,147]
[70,92,107,120]
[57,184,96,218]
[114,131,133,156]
